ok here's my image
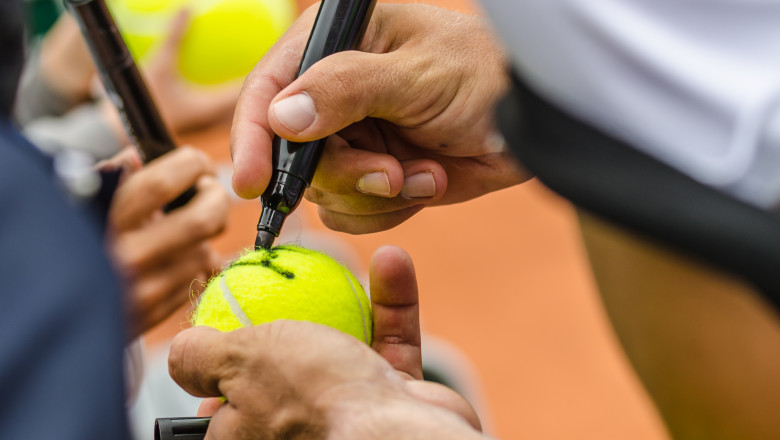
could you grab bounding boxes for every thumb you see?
[268,50,420,142]
[369,245,423,380]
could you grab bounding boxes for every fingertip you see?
[196,173,229,208]
[315,136,406,198]
[195,173,217,190]
[169,326,220,380]
[96,146,142,173]
[354,165,406,199]
[370,245,418,308]
[230,141,272,199]
[384,163,407,198]
[171,7,191,31]
[168,326,229,395]
[372,244,409,260]
[231,169,269,200]
[370,245,414,281]
[268,92,318,140]
[400,160,448,202]
[197,398,225,417]
[126,147,143,171]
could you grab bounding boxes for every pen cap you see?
[154,417,210,440]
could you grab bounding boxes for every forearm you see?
[14,45,75,125]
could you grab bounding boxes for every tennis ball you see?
[107,0,296,85]
[191,245,373,345]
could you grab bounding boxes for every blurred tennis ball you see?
[107,0,296,85]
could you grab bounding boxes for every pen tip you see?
[255,230,276,250]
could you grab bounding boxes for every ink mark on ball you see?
[231,258,295,280]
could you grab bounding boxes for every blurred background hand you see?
[141,10,241,134]
[101,147,229,338]
[37,14,95,107]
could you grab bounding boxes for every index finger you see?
[229,5,318,199]
[110,147,213,231]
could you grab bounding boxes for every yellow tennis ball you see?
[107,0,296,85]
[191,245,373,345]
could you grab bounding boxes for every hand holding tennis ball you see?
[108,0,296,85]
[191,245,373,344]
[173,245,483,437]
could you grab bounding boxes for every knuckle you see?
[184,191,229,239]
[122,254,146,277]
[316,65,362,116]
[189,214,217,238]
[139,172,174,203]
[114,241,146,276]
[192,245,212,268]
[168,331,192,376]
[188,209,225,239]
[133,285,160,319]
[177,147,211,173]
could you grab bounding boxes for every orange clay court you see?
[146,0,670,438]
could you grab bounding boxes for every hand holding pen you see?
[66,0,197,212]
[231,3,527,239]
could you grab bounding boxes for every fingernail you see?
[273,93,316,133]
[402,172,436,199]
[357,171,391,196]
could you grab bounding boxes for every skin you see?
[172,246,483,439]
[34,14,238,337]
[102,147,229,338]
[131,11,241,134]
[38,12,240,141]
[205,2,780,438]
[230,3,529,234]
[38,14,95,107]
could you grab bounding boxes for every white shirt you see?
[481,0,780,208]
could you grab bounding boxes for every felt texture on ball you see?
[107,0,296,85]
[191,245,373,345]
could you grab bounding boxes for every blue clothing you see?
[0,120,129,439]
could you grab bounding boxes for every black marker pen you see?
[255,0,378,249]
[65,0,196,212]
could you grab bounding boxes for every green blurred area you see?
[22,0,64,40]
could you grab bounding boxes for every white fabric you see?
[481,0,780,208]
[124,337,146,407]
